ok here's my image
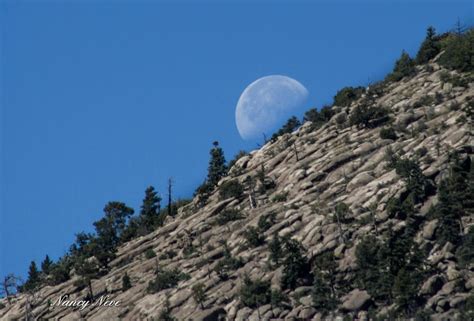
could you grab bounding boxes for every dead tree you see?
[167,177,173,217]
[293,142,299,161]
[0,274,22,304]
[245,176,257,208]
[368,203,379,236]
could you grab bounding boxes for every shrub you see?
[415,147,428,158]
[271,116,301,141]
[438,29,474,72]
[214,243,243,280]
[122,273,132,291]
[271,192,288,202]
[270,289,288,307]
[194,181,213,207]
[380,127,397,140]
[243,226,265,248]
[335,113,347,127]
[413,96,434,108]
[215,208,244,225]
[157,298,176,321]
[240,275,272,308]
[304,106,335,129]
[439,71,470,88]
[159,250,177,260]
[334,202,351,224]
[228,150,248,170]
[192,283,207,309]
[333,86,365,107]
[460,294,474,320]
[367,80,386,97]
[386,51,416,82]
[219,180,244,200]
[183,244,196,258]
[145,249,157,259]
[257,212,276,232]
[147,268,190,293]
[349,104,390,129]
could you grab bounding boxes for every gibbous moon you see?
[235,75,309,141]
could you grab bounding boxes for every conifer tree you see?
[140,186,162,230]
[269,233,283,266]
[416,26,440,64]
[23,261,40,292]
[312,252,339,313]
[41,255,53,275]
[387,51,416,82]
[434,156,472,245]
[93,202,134,267]
[75,256,99,299]
[281,239,310,290]
[207,141,227,187]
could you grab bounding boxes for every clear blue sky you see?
[1,1,471,280]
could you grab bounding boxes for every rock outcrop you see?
[1,62,473,321]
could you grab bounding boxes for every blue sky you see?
[1,1,472,280]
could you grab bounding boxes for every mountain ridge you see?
[1,33,473,321]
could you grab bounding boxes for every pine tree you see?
[312,271,337,314]
[24,261,40,292]
[74,256,99,300]
[140,186,162,230]
[269,233,283,266]
[281,239,310,290]
[93,202,134,267]
[41,255,53,275]
[271,116,301,141]
[207,141,227,187]
[312,252,339,313]
[416,26,440,64]
[387,51,416,82]
[434,156,472,246]
[158,298,176,321]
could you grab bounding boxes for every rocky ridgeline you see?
[1,62,473,321]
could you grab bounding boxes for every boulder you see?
[446,266,460,281]
[422,219,438,240]
[299,307,317,319]
[347,172,374,192]
[341,289,371,311]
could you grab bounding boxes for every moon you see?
[235,75,309,141]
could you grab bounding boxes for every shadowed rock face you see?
[1,62,473,321]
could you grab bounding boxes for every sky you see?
[1,0,472,281]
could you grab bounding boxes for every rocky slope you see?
[1,60,473,321]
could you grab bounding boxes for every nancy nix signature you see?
[51,295,120,310]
